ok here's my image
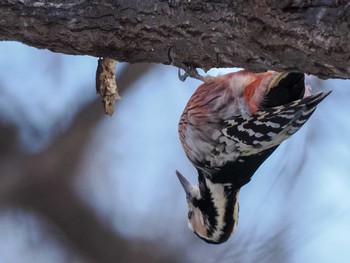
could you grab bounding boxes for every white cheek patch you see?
[188,208,207,238]
[198,211,205,226]
[205,179,228,236]
[188,221,194,231]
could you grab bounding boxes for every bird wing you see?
[179,91,330,170]
[221,92,331,157]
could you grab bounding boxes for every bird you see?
[176,69,330,244]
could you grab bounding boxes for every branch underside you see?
[0,0,349,79]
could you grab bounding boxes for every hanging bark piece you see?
[96,57,121,116]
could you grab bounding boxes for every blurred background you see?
[0,41,349,263]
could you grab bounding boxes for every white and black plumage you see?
[176,70,330,244]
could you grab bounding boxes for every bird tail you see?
[284,90,332,136]
[262,72,306,108]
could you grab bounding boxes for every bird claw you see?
[177,64,204,82]
[178,68,190,82]
[168,47,204,82]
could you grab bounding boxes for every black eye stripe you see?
[188,211,193,219]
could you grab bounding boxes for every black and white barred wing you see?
[220,92,331,158]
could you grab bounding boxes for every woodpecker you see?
[176,70,330,244]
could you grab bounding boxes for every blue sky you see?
[0,41,349,263]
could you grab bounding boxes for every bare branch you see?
[1,0,349,78]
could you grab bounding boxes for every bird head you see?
[176,170,239,244]
[176,170,207,238]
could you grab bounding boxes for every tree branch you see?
[1,0,349,79]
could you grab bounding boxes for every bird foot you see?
[168,47,204,82]
[177,65,204,82]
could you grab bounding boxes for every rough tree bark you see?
[0,0,349,79]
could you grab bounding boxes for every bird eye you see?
[188,210,194,219]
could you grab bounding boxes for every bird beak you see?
[176,170,195,201]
